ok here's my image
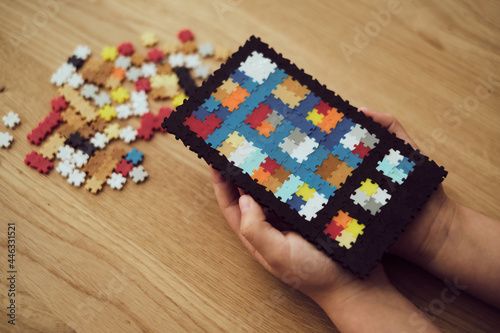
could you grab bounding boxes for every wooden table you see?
[1,1,499,331]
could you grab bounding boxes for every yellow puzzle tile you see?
[296,183,315,201]
[306,109,325,126]
[343,219,365,238]
[226,131,245,148]
[335,230,357,249]
[104,123,121,139]
[101,46,118,61]
[173,93,188,108]
[141,32,158,46]
[98,105,117,122]
[359,178,378,196]
[111,87,129,103]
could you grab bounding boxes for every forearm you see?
[419,203,500,307]
[317,273,440,333]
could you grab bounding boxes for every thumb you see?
[358,107,419,149]
[239,195,287,269]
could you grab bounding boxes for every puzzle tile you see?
[3,111,21,128]
[0,132,13,148]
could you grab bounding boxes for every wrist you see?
[390,186,458,267]
[314,266,439,332]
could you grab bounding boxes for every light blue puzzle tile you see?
[240,149,267,174]
[388,167,407,184]
[275,174,304,202]
[376,158,397,176]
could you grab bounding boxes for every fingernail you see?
[239,195,250,213]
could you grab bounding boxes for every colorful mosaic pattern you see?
[163,36,447,277]
[184,51,378,222]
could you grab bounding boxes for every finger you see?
[358,107,419,149]
[209,167,241,234]
[209,167,264,261]
[239,195,288,270]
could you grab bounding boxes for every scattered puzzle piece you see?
[29,30,222,195]
[3,111,21,129]
[39,133,66,159]
[129,165,148,183]
[0,132,13,148]
[27,111,63,145]
[107,172,127,190]
[25,151,53,174]
[68,169,86,187]
[126,148,143,165]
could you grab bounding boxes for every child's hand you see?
[210,166,439,332]
[357,107,453,265]
[210,167,357,302]
[360,107,500,309]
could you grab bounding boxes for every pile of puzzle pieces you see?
[163,36,447,276]
[24,29,229,194]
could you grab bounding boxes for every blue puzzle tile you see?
[286,193,306,212]
[294,92,321,118]
[229,69,248,86]
[398,157,415,174]
[202,95,220,112]
[193,105,212,121]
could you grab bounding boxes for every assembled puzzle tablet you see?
[162,36,447,277]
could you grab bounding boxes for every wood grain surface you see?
[1,0,499,332]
